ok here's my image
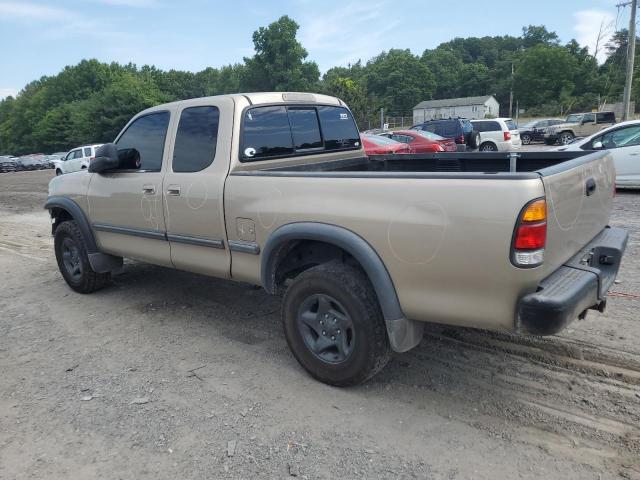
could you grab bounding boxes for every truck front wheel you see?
[54,220,110,293]
[282,260,391,386]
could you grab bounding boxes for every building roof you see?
[413,95,496,110]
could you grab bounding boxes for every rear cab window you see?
[241,104,360,161]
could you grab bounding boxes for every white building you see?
[413,95,500,123]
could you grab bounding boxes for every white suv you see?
[53,144,102,175]
[471,118,521,152]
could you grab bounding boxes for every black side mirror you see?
[89,144,140,173]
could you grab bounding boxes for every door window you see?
[172,106,220,173]
[598,125,640,149]
[116,111,170,171]
[83,147,92,157]
[582,113,596,124]
[66,149,80,161]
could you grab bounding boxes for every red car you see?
[380,130,457,153]
[361,135,412,155]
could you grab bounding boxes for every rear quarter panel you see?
[225,174,547,331]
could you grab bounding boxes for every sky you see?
[0,0,630,100]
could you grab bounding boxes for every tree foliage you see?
[0,20,635,154]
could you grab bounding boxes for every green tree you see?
[241,16,319,92]
[365,49,435,113]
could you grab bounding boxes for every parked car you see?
[19,154,47,170]
[552,119,640,188]
[410,118,480,151]
[519,119,564,145]
[544,111,616,146]
[54,144,102,175]
[0,156,18,172]
[378,130,457,152]
[45,92,627,386]
[471,118,522,152]
[361,134,411,155]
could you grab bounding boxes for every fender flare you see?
[44,196,122,273]
[261,222,423,352]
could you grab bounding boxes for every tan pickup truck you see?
[46,92,628,386]
[544,111,616,145]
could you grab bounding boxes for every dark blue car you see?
[519,119,564,145]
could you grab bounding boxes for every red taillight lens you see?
[504,131,511,141]
[456,135,465,144]
[514,222,546,249]
[90,156,95,162]
[434,144,444,152]
[512,199,547,267]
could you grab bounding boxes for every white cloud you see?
[298,0,401,71]
[574,9,616,63]
[0,87,19,100]
[0,1,76,21]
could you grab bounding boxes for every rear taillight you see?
[504,131,511,141]
[434,144,444,152]
[512,198,546,267]
[90,156,95,162]
[456,135,465,144]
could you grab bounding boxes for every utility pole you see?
[380,107,384,131]
[509,63,514,118]
[621,0,637,120]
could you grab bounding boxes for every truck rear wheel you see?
[54,220,110,294]
[281,261,391,386]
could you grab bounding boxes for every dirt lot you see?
[1,170,639,479]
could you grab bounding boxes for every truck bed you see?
[244,151,595,177]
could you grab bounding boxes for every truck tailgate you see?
[539,151,616,276]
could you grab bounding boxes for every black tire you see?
[54,220,110,293]
[282,261,391,386]
[544,138,556,145]
[55,169,62,176]
[521,134,531,145]
[559,131,574,145]
[468,131,480,149]
[479,142,498,152]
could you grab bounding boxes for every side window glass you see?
[83,147,92,157]
[288,108,322,150]
[488,121,501,131]
[116,111,170,171]
[173,106,220,173]
[241,106,293,160]
[316,106,360,151]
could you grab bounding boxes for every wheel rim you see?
[297,294,355,364]
[560,133,572,144]
[61,237,82,282]
[522,135,530,145]
[480,144,495,151]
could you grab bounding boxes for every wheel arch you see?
[261,222,423,352]
[45,196,122,273]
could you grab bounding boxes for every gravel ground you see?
[0,169,639,479]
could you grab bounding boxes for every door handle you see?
[142,185,156,195]
[166,186,181,196]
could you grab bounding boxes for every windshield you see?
[566,114,582,123]
[414,130,446,141]
[521,121,537,129]
[364,135,400,146]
